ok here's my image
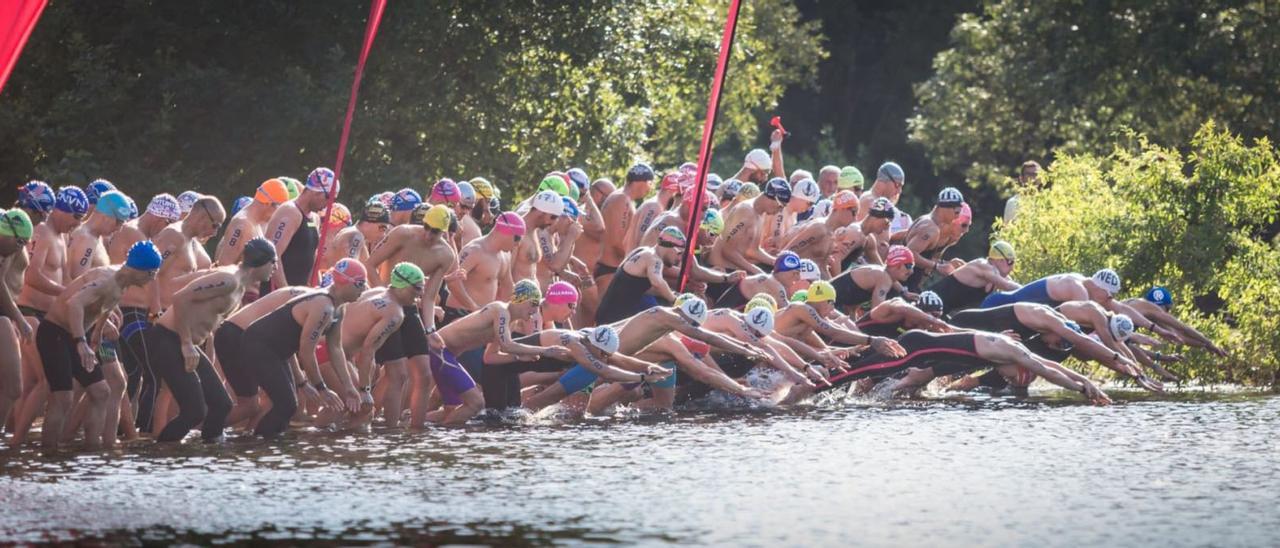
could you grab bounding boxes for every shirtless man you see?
[365,205,458,428]
[926,241,1020,314]
[66,191,132,279]
[432,280,573,425]
[36,241,161,449]
[708,178,791,274]
[830,196,896,271]
[595,164,655,296]
[154,196,225,309]
[760,178,819,255]
[626,171,681,253]
[583,333,768,413]
[595,227,687,325]
[777,281,914,357]
[1123,286,1227,357]
[897,187,965,291]
[856,162,906,221]
[700,305,828,403]
[455,182,484,246]
[829,246,916,314]
[707,251,805,310]
[266,167,339,288]
[535,197,590,287]
[214,178,289,266]
[0,210,34,439]
[449,212,524,319]
[782,190,858,277]
[639,189,709,248]
[146,238,277,443]
[316,203,367,273]
[571,178,613,325]
[511,190,564,283]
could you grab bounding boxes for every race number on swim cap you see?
[95,191,134,221]
[392,188,423,212]
[658,226,686,247]
[838,166,864,189]
[531,190,565,216]
[255,179,290,206]
[792,178,820,203]
[423,204,453,232]
[916,291,944,312]
[745,149,771,171]
[1092,269,1122,296]
[19,181,55,214]
[431,179,461,203]
[56,186,89,215]
[511,279,543,305]
[0,209,34,241]
[675,294,708,325]
[177,191,201,214]
[330,258,368,285]
[1145,286,1172,308]
[86,180,116,205]
[561,197,579,219]
[545,281,579,305]
[125,240,163,271]
[494,212,527,236]
[806,280,837,303]
[877,162,905,184]
[306,167,340,197]
[774,251,802,272]
[886,245,915,267]
[798,259,820,281]
[390,262,426,289]
[241,238,277,268]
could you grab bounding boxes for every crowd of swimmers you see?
[0,130,1228,450]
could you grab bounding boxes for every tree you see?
[909,0,1280,195]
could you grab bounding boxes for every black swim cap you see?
[242,237,277,268]
[627,163,655,183]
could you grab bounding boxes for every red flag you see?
[0,0,48,96]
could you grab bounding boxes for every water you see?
[2,389,1278,546]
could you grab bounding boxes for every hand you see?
[748,348,769,362]
[300,383,320,406]
[770,129,784,145]
[341,386,361,412]
[818,351,845,371]
[545,346,573,362]
[870,336,906,358]
[1081,381,1112,405]
[1134,373,1164,393]
[728,271,747,283]
[936,262,956,276]
[646,364,673,380]
[1158,352,1184,363]
[77,343,97,373]
[319,388,344,410]
[1000,329,1022,342]
[741,387,768,400]
[444,268,468,282]
[434,307,445,321]
[181,343,200,373]
[807,364,832,386]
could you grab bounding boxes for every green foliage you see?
[910,0,1280,195]
[1,0,823,204]
[996,122,1280,385]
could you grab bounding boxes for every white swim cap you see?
[744,307,774,337]
[586,326,620,355]
[792,178,820,203]
[1092,269,1122,296]
[675,293,708,325]
[745,149,771,170]
[1108,314,1135,342]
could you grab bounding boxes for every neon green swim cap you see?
[389,262,425,289]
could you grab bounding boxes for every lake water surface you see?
[2,389,1277,546]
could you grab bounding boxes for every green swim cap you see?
[538,175,571,198]
[0,209,35,241]
[838,166,864,189]
[701,208,724,236]
[278,176,302,200]
[390,262,425,289]
[790,289,808,303]
[738,182,761,199]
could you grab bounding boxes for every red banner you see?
[0,0,48,96]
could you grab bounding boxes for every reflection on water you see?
[2,389,1278,546]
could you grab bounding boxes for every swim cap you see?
[1108,314,1135,342]
[273,177,300,200]
[392,188,423,212]
[561,197,579,220]
[125,240,162,271]
[876,162,905,184]
[95,191,133,221]
[792,178,820,203]
[658,226,686,247]
[838,166,864,189]
[750,292,780,311]
[19,181,55,213]
[680,334,710,356]
[370,191,394,208]
[423,204,453,231]
[763,178,792,204]
[586,326,619,355]
[917,291,944,313]
[326,202,352,231]
[230,196,253,217]
[538,175,571,198]
[659,172,681,194]
[806,280,837,303]
[798,259,821,281]
[744,307,774,337]
[409,203,432,226]
[790,289,809,303]
[241,238,277,268]
[832,191,859,211]
[937,187,964,206]
[1145,286,1173,308]
[812,199,833,219]
[721,178,743,199]
[1092,269,1122,296]
[546,281,579,305]
[431,179,461,203]
[318,270,334,288]
[255,178,290,206]
[745,149,771,170]
[675,294,708,325]
[531,190,565,216]
[152,195,183,219]
[511,279,543,305]
[738,182,761,200]
[56,186,89,215]
[868,197,896,219]
[306,167,340,197]
[700,209,724,236]
[626,163,656,183]
[470,177,496,201]
[126,196,140,219]
[389,262,426,289]
[774,251,802,273]
[989,241,1016,262]
[494,212,527,236]
[0,209,34,241]
[886,245,915,267]
[457,181,477,207]
[567,168,590,195]
[705,173,723,192]
[330,258,368,285]
[360,201,390,224]
[177,191,201,214]
[1064,320,1084,336]
[86,180,116,205]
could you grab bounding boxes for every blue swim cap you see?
[95,191,134,221]
[125,240,162,271]
[19,181,56,214]
[127,196,140,219]
[763,177,792,203]
[774,250,802,272]
[86,180,116,205]
[877,162,905,184]
[56,186,90,215]
[230,196,253,217]
[392,188,423,212]
[1145,286,1173,308]
[561,197,579,219]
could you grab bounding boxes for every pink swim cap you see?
[494,211,526,236]
[958,202,972,224]
[545,281,579,305]
[431,179,461,204]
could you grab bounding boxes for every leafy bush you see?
[995,122,1279,386]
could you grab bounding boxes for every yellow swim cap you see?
[989,240,1016,262]
[806,280,836,303]
[423,204,453,232]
